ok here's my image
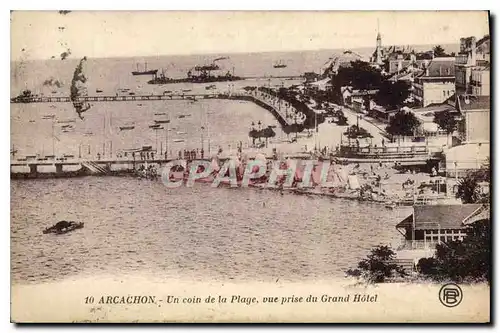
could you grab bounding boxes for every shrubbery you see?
[346,245,407,283]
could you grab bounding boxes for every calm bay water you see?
[11,177,411,284]
[11,50,416,286]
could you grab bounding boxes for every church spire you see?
[376,18,381,41]
[374,18,383,65]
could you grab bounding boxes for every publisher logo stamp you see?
[439,283,463,307]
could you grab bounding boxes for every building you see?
[396,204,488,250]
[413,57,456,107]
[456,94,490,143]
[388,53,430,75]
[445,142,489,177]
[442,94,490,177]
[470,66,490,96]
[411,105,456,143]
[340,86,378,111]
[303,72,320,83]
[455,35,490,96]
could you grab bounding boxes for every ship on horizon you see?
[131,62,158,76]
[273,60,287,68]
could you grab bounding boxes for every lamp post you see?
[201,126,205,152]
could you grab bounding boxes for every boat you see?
[51,90,57,94]
[154,119,170,124]
[29,120,35,123]
[149,124,161,129]
[176,131,187,135]
[43,221,84,235]
[194,63,220,71]
[57,119,76,123]
[154,112,166,116]
[96,89,103,93]
[131,62,158,76]
[173,139,185,143]
[205,84,216,90]
[128,92,135,95]
[178,115,186,119]
[273,60,287,68]
[42,114,55,119]
[119,126,135,131]
[11,90,36,103]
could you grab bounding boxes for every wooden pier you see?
[10,93,234,104]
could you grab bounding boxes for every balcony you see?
[396,240,440,251]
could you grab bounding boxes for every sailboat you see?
[273,60,287,68]
[131,62,158,76]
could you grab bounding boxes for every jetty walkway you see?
[11,92,229,104]
[11,91,299,128]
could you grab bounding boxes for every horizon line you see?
[11,42,462,62]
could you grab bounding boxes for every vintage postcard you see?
[10,10,490,323]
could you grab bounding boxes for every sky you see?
[10,11,490,60]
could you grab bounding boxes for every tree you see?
[346,245,406,283]
[418,218,490,283]
[375,80,411,110]
[386,110,421,137]
[344,125,373,139]
[433,45,448,57]
[334,60,383,92]
[248,129,259,145]
[433,110,457,134]
[261,126,276,148]
[433,110,458,146]
[456,167,490,204]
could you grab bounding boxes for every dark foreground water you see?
[11,177,411,284]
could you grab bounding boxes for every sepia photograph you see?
[10,10,491,323]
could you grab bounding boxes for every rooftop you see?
[396,204,483,230]
[456,95,490,111]
[418,57,456,78]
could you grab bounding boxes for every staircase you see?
[391,259,416,273]
[81,161,108,175]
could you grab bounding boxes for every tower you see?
[374,19,383,65]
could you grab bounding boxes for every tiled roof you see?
[463,205,490,225]
[457,95,490,111]
[420,58,456,77]
[396,204,482,230]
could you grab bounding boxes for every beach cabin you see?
[395,204,488,250]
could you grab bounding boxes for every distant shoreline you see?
[10,43,460,63]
